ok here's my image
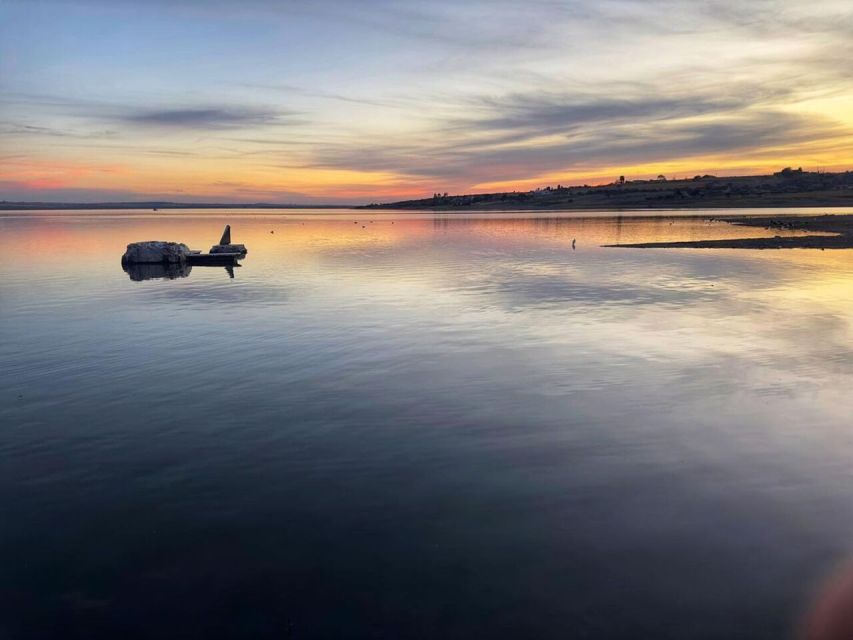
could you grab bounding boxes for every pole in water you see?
[219,225,231,245]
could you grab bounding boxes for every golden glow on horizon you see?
[475,142,853,192]
[8,148,853,203]
[1,155,425,201]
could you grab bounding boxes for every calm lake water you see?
[2,209,853,639]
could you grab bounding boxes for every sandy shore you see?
[608,214,853,249]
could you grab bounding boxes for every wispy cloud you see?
[121,107,298,129]
[0,122,118,139]
[229,65,852,185]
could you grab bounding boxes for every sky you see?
[1,0,853,204]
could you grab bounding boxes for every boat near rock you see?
[121,225,247,268]
[207,224,247,256]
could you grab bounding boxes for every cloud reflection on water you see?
[2,211,853,639]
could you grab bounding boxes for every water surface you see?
[2,209,853,639]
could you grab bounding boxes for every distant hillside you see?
[363,168,853,210]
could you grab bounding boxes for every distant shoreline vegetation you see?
[363,168,853,211]
[3,168,853,211]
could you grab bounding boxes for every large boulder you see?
[122,241,192,264]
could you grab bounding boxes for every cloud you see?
[0,180,357,205]
[0,93,301,132]
[305,103,849,187]
[0,182,149,203]
[0,122,118,140]
[121,107,295,130]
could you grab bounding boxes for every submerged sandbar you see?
[608,214,853,249]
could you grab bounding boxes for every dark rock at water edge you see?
[121,241,192,265]
[209,225,247,256]
[210,243,247,255]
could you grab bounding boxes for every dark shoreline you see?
[363,198,853,212]
[363,169,853,211]
[607,214,853,249]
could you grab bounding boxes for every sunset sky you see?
[2,0,853,204]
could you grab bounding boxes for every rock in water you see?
[210,243,248,255]
[121,241,192,264]
[209,225,247,255]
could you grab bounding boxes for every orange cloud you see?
[0,159,130,189]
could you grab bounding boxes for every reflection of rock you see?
[123,262,192,281]
[122,241,192,264]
